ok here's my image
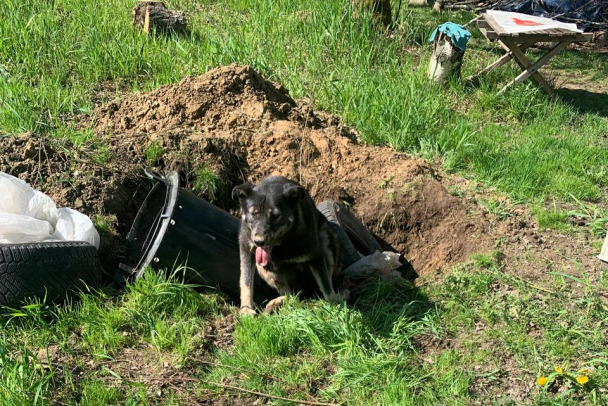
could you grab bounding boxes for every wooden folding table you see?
[470,11,592,95]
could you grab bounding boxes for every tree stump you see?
[408,0,432,6]
[352,0,392,28]
[428,31,465,83]
[132,1,187,35]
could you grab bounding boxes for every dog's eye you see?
[269,212,282,221]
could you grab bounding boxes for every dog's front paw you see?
[264,296,287,314]
[239,306,257,317]
[326,292,347,303]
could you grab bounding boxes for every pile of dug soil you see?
[1,65,494,276]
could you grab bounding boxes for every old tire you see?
[325,221,362,268]
[0,242,102,307]
[317,200,383,256]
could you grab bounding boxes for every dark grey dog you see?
[233,176,345,314]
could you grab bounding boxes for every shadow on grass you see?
[343,232,436,339]
[550,48,608,75]
[347,260,437,346]
[557,87,608,117]
[356,283,435,336]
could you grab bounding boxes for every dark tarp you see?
[494,0,608,31]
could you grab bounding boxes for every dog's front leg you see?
[239,249,257,316]
[309,260,344,303]
[258,269,293,314]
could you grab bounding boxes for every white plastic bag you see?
[53,208,100,246]
[0,214,54,243]
[0,173,58,221]
[0,172,100,248]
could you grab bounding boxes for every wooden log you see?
[408,0,432,7]
[132,1,187,35]
[432,1,443,12]
[428,31,465,83]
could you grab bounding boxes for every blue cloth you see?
[428,22,471,51]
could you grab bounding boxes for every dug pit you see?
[1,65,495,277]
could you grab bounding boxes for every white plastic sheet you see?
[0,172,100,248]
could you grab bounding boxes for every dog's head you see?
[232,176,305,251]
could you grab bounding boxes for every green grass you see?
[537,208,571,232]
[1,0,608,204]
[534,198,608,236]
[0,270,225,405]
[143,141,164,166]
[1,260,606,405]
[1,0,608,404]
[191,165,222,203]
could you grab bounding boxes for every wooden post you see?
[599,234,608,263]
[132,1,187,35]
[428,31,465,83]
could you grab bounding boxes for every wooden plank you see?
[483,13,509,36]
[466,42,533,81]
[480,27,498,40]
[498,38,555,95]
[497,39,511,52]
[478,19,490,29]
[512,41,570,85]
[483,12,591,42]
[599,234,608,263]
[499,32,589,43]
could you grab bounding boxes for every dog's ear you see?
[283,183,305,202]
[232,182,254,201]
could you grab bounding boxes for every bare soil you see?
[1,64,496,278]
[1,64,604,284]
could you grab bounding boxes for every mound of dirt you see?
[2,65,494,276]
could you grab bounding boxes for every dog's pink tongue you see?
[255,247,270,266]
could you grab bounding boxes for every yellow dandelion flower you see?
[579,369,589,375]
[576,375,589,385]
[537,376,548,386]
[554,366,564,374]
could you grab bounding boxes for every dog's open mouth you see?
[255,246,272,267]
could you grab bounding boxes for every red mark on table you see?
[513,18,543,26]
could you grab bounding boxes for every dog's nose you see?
[253,235,265,246]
